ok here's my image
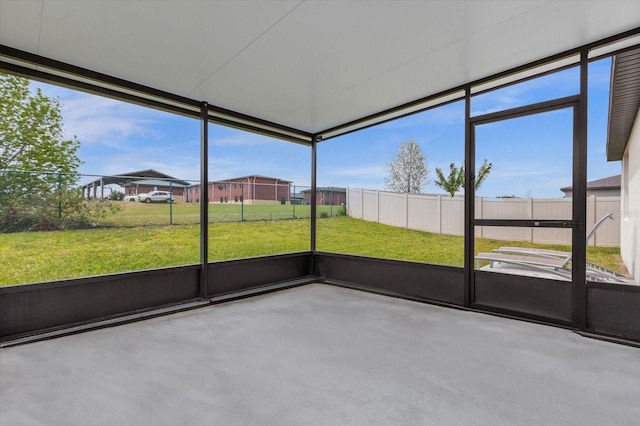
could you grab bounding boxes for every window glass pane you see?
[474,108,574,220]
[206,124,310,261]
[0,72,200,286]
[317,101,465,267]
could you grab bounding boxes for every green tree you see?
[474,159,493,191]
[108,189,124,201]
[0,72,81,187]
[434,163,464,197]
[434,159,493,196]
[384,140,429,193]
[1,72,83,231]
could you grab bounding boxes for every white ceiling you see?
[1,1,639,134]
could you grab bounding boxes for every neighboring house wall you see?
[249,177,290,203]
[561,175,621,198]
[186,185,201,202]
[187,177,291,204]
[303,189,346,205]
[620,108,640,284]
[562,188,620,198]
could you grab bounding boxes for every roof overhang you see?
[83,169,190,187]
[1,1,640,139]
[607,47,640,161]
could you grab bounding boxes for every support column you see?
[572,51,589,329]
[310,135,318,275]
[200,102,209,299]
[464,87,474,308]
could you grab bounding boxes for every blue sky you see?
[32,57,618,198]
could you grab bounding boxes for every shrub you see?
[108,189,124,201]
[0,188,122,233]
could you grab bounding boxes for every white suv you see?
[137,191,174,203]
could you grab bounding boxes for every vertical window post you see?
[200,102,209,299]
[464,87,473,308]
[572,50,589,329]
[310,135,319,274]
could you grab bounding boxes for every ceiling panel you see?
[1,0,639,134]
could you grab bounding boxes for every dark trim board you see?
[207,252,312,297]
[1,253,639,345]
[587,286,640,341]
[0,265,200,340]
[315,252,464,305]
[0,252,314,342]
[473,271,572,324]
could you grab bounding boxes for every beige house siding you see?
[621,108,640,283]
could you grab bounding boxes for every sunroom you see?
[1,2,639,424]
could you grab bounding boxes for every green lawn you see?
[0,216,624,286]
[98,201,341,226]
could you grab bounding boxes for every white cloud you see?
[31,82,166,145]
[60,95,162,144]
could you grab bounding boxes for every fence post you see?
[405,192,409,229]
[330,188,334,217]
[528,197,534,243]
[169,180,173,225]
[376,190,380,223]
[361,188,364,220]
[241,182,244,222]
[57,172,62,219]
[438,195,442,234]
[589,195,596,246]
[346,187,349,217]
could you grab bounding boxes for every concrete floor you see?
[1,284,639,426]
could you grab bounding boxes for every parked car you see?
[123,194,138,202]
[137,191,174,203]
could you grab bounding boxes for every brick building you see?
[187,175,292,204]
[302,187,346,205]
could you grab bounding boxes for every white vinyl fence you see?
[347,188,620,247]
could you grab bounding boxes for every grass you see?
[98,201,341,226]
[318,217,622,271]
[0,216,624,286]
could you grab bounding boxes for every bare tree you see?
[384,140,429,193]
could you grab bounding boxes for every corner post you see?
[464,87,474,308]
[310,135,319,274]
[572,50,589,329]
[200,102,209,299]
